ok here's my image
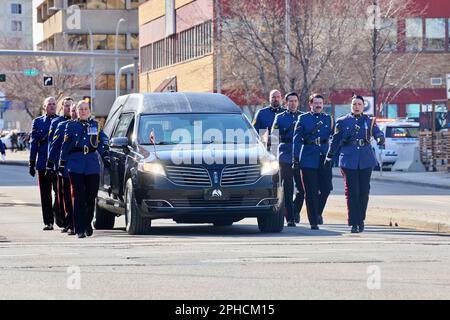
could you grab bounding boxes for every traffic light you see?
[83,96,91,108]
[0,74,5,82]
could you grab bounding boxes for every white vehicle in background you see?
[372,119,420,169]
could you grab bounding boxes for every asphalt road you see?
[0,165,449,300]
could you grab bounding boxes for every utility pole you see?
[215,0,222,94]
[371,0,379,117]
[285,0,291,93]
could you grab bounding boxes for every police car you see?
[371,119,420,169]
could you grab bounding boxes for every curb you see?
[332,172,450,190]
[0,161,28,167]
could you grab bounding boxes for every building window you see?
[406,104,420,119]
[106,35,126,50]
[11,20,22,32]
[68,0,87,9]
[425,18,445,51]
[129,0,146,9]
[382,104,398,119]
[97,74,126,90]
[380,19,397,52]
[67,34,88,50]
[334,105,351,119]
[11,3,22,14]
[405,18,423,52]
[130,34,139,50]
[142,21,213,72]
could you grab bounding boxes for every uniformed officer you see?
[252,90,284,150]
[271,92,305,227]
[46,97,73,229]
[325,94,385,233]
[47,98,77,234]
[29,97,58,231]
[0,138,5,161]
[59,101,110,238]
[293,94,334,230]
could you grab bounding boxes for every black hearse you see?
[94,93,284,234]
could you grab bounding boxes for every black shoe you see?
[318,216,323,225]
[86,225,93,237]
[358,223,365,233]
[43,224,54,231]
[61,227,69,233]
[311,225,319,230]
[67,229,75,236]
[351,226,359,233]
[77,232,86,239]
[287,221,296,227]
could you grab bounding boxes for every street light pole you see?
[115,18,126,99]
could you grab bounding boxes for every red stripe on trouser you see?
[68,174,75,212]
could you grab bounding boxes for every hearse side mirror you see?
[110,137,130,155]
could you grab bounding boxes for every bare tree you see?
[348,0,427,115]
[0,37,91,118]
[221,0,362,111]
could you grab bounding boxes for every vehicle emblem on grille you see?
[211,189,223,197]
[213,171,219,184]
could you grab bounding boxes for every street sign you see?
[0,74,5,82]
[24,69,39,76]
[43,76,53,87]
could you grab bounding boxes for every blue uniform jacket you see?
[271,111,303,164]
[29,115,58,170]
[252,106,285,135]
[328,114,384,170]
[293,112,334,169]
[60,119,109,175]
[48,116,69,147]
[48,119,71,175]
[0,140,5,154]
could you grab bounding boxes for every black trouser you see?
[279,162,305,223]
[300,158,333,226]
[55,175,66,228]
[37,170,58,225]
[60,175,74,229]
[341,167,372,227]
[69,173,100,234]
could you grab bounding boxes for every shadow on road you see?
[89,223,449,239]
[93,224,344,238]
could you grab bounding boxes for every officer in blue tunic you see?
[326,94,385,233]
[29,97,58,231]
[46,97,73,229]
[0,138,5,161]
[47,98,77,234]
[59,101,110,238]
[271,92,305,227]
[293,94,334,230]
[252,90,284,150]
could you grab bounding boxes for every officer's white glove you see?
[1,154,5,161]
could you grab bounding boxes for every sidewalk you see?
[332,168,450,190]
[0,150,29,166]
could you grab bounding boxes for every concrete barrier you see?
[392,144,425,172]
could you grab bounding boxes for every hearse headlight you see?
[261,160,279,176]
[138,163,166,177]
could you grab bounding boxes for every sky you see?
[32,0,44,49]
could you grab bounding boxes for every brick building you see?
[138,0,450,120]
